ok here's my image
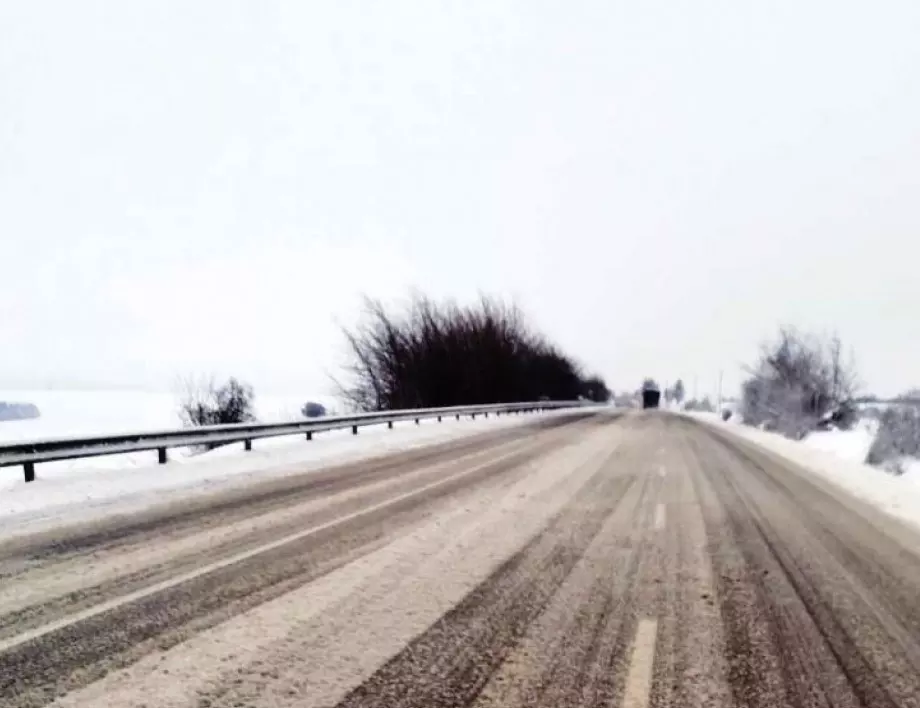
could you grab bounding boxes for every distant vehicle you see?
[301,401,327,418]
[641,379,661,409]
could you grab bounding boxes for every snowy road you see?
[1,412,920,707]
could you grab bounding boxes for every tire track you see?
[469,464,652,708]
[708,426,920,643]
[8,412,920,708]
[474,420,678,708]
[0,420,605,708]
[647,422,732,708]
[0,414,598,566]
[0,414,608,624]
[0,429,566,639]
[182,425,627,708]
[330,454,644,708]
[686,424,920,707]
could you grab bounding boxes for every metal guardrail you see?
[856,397,920,406]
[0,401,583,483]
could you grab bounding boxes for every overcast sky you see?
[2,1,919,399]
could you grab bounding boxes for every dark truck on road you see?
[641,380,661,409]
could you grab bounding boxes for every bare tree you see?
[580,375,611,403]
[741,327,858,438]
[672,379,686,404]
[178,375,256,428]
[339,294,607,411]
[685,396,714,412]
[866,402,920,475]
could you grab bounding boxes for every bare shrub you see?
[302,401,327,418]
[179,376,256,427]
[866,402,920,475]
[580,375,612,403]
[741,327,858,439]
[339,294,606,411]
[685,397,714,413]
[671,379,686,404]
[0,401,40,421]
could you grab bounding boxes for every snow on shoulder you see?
[0,411,554,539]
[688,412,920,532]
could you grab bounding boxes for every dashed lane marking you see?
[654,503,666,531]
[623,618,659,708]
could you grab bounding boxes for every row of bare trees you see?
[175,294,610,429]
[339,295,610,411]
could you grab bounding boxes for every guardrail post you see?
[484,412,488,419]
[388,421,393,429]
[158,447,168,464]
[352,425,358,435]
[437,415,441,423]
[24,462,35,483]
[244,440,252,452]
[306,431,313,441]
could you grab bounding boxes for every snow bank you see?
[801,418,878,463]
[0,410,563,538]
[689,413,920,531]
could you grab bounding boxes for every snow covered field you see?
[0,389,333,443]
[0,388,340,475]
[692,413,920,532]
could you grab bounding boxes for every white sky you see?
[2,1,919,399]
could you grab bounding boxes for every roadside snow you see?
[0,389,334,443]
[801,418,878,463]
[0,390,180,443]
[0,411,565,538]
[0,389,341,474]
[690,413,920,531]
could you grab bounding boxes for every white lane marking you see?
[654,503,666,531]
[0,440,537,655]
[623,618,659,708]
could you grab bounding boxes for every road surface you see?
[1,411,920,707]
